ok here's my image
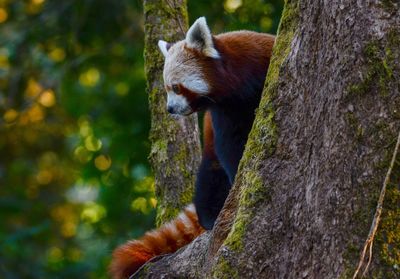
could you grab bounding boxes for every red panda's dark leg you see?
[194,155,231,230]
[194,111,231,230]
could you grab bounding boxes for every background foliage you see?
[0,0,283,278]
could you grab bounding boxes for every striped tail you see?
[109,204,205,279]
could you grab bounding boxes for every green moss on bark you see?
[144,0,200,226]
[376,158,400,277]
[343,30,400,278]
[346,30,396,100]
[212,0,299,275]
[378,0,399,13]
[212,256,240,279]
[371,121,400,278]
[346,112,364,143]
[225,0,299,251]
[223,171,267,252]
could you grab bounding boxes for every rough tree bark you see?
[138,0,400,278]
[144,0,201,225]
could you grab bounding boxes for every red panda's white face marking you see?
[158,17,219,115]
[164,41,209,95]
[166,91,191,115]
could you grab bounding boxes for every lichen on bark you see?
[143,0,201,226]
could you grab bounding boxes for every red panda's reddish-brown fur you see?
[109,204,204,279]
[180,31,274,102]
[210,32,274,95]
[203,111,215,159]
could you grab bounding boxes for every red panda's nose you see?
[167,106,174,114]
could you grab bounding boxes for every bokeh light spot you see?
[50,204,76,223]
[94,155,112,171]
[66,184,99,203]
[133,176,154,193]
[84,135,102,151]
[48,47,66,62]
[0,8,8,23]
[0,48,9,69]
[61,221,76,238]
[78,118,92,137]
[74,146,93,163]
[39,89,56,107]
[131,164,148,180]
[149,198,157,208]
[25,78,43,98]
[224,0,242,13]
[47,247,63,262]
[27,105,45,122]
[79,68,100,87]
[32,0,46,5]
[81,202,106,223]
[131,197,149,214]
[39,151,58,166]
[27,0,45,14]
[3,109,18,122]
[36,169,53,185]
[260,17,273,31]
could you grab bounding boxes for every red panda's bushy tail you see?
[109,204,204,279]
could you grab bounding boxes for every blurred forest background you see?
[0,0,283,278]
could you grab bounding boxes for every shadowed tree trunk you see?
[138,0,400,278]
[143,0,201,225]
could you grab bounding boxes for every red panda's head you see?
[158,17,219,116]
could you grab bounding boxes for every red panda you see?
[110,17,274,279]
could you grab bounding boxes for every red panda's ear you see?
[186,17,220,59]
[158,40,171,58]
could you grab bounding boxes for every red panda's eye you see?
[172,84,180,94]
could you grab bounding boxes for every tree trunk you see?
[143,0,201,225]
[138,0,400,278]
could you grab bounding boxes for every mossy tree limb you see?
[143,0,201,226]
